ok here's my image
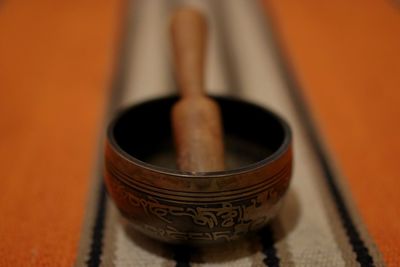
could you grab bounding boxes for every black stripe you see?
[260,226,280,267]
[173,245,192,267]
[287,91,374,266]
[259,3,374,266]
[86,183,107,267]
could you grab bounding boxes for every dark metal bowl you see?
[105,95,292,245]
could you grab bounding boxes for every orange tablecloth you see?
[264,0,400,263]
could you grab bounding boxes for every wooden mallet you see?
[170,7,225,172]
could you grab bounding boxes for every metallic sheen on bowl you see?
[105,96,292,245]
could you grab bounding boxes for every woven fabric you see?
[1,0,399,266]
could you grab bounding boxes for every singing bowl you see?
[104,95,292,245]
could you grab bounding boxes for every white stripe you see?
[218,0,347,265]
[120,0,174,107]
[176,0,231,95]
[112,1,175,265]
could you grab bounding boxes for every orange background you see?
[0,1,124,266]
[0,0,399,266]
[263,0,400,265]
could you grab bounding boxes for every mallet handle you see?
[171,8,225,172]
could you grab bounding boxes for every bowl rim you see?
[107,95,292,178]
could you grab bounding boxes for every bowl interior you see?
[110,96,289,172]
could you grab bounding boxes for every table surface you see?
[0,0,399,266]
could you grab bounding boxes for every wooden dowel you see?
[170,7,225,172]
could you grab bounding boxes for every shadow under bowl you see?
[104,95,293,245]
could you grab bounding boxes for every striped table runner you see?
[1,0,399,266]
